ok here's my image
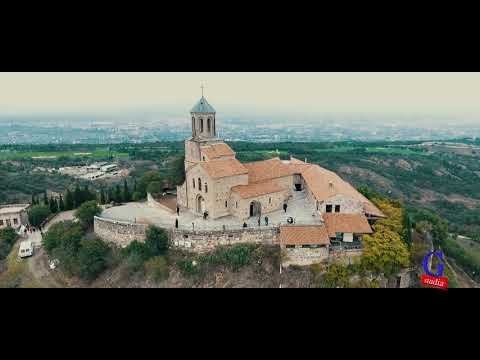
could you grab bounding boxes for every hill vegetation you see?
[1,140,479,281]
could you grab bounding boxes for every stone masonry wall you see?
[283,246,329,267]
[95,215,278,253]
[94,216,148,248]
[171,227,279,253]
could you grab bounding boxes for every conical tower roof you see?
[190,96,216,114]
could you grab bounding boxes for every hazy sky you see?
[0,72,480,118]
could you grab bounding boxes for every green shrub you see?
[74,200,101,228]
[125,252,146,275]
[121,240,153,262]
[176,258,199,277]
[145,256,169,283]
[0,227,19,260]
[28,205,51,227]
[43,221,84,256]
[201,243,257,271]
[145,226,169,256]
[322,262,351,288]
[77,235,111,281]
[42,221,111,281]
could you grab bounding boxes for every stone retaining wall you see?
[94,216,365,264]
[328,248,363,265]
[283,246,329,267]
[171,227,279,253]
[94,216,279,252]
[94,216,148,248]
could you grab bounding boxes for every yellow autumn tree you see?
[371,198,404,235]
[361,225,410,275]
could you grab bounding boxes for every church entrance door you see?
[197,195,206,214]
[249,201,261,217]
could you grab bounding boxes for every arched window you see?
[207,118,211,133]
[198,178,202,191]
[205,183,208,193]
[193,178,195,189]
[200,118,204,132]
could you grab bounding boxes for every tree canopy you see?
[28,205,51,227]
[74,200,101,228]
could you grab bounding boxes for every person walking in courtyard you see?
[258,217,261,227]
[265,216,269,226]
[243,222,247,228]
[283,203,288,213]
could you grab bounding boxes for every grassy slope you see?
[0,244,42,288]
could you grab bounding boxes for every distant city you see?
[1,111,479,144]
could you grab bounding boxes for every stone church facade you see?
[176,95,385,225]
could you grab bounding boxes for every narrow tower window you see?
[205,183,208,193]
[200,119,204,132]
[193,178,195,189]
[207,118,211,133]
[198,178,202,191]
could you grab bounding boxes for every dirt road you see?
[25,210,76,288]
[27,248,66,288]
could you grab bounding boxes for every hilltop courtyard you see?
[100,189,322,231]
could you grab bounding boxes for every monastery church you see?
[176,94,385,242]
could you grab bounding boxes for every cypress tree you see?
[59,195,65,212]
[43,191,48,206]
[83,185,93,202]
[65,188,74,210]
[74,184,82,208]
[123,179,131,202]
[49,197,58,213]
[108,188,115,203]
[100,189,106,205]
[115,184,122,203]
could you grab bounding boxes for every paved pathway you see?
[24,210,76,248]
[101,190,322,231]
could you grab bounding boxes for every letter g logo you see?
[423,250,445,277]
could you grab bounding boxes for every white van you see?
[19,241,34,258]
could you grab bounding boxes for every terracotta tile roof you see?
[201,143,235,160]
[289,156,307,164]
[323,213,373,238]
[301,165,385,218]
[231,180,286,199]
[199,158,248,179]
[279,225,330,245]
[363,202,387,218]
[244,158,311,183]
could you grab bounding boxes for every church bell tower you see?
[190,84,216,140]
[184,85,218,169]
